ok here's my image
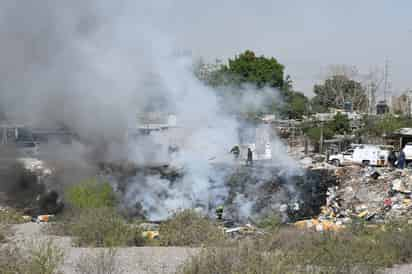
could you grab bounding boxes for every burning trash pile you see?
[0,157,63,218]
[317,165,412,226]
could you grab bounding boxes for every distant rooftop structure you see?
[312,109,361,122]
[376,101,389,115]
[136,113,177,131]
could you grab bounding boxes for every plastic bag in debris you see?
[392,179,411,194]
[293,219,344,232]
[33,214,54,223]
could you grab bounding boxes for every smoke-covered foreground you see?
[0,1,306,221]
[100,163,337,222]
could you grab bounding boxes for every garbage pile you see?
[318,165,412,225]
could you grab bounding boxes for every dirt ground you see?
[10,223,199,274]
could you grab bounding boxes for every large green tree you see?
[311,75,368,112]
[195,50,308,119]
[221,50,284,88]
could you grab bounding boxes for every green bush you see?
[68,207,144,247]
[65,178,116,209]
[159,210,225,247]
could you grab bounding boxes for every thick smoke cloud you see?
[0,1,300,220]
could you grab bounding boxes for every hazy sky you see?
[153,0,412,97]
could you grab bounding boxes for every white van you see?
[328,144,389,167]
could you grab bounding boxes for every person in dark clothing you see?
[398,150,406,169]
[215,205,224,220]
[387,150,397,168]
[246,147,253,166]
[230,145,240,160]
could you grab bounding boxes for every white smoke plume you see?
[0,1,301,220]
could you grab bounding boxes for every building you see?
[0,124,38,156]
[391,94,412,116]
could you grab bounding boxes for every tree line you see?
[194,50,371,120]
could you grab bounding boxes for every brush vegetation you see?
[159,209,225,247]
[0,240,64,274]
[48,178,145,247]
[65,178,117,209]
[182,222,412,274]
[49,207,145,247]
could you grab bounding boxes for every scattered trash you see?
[224,224,264,238]
[141,230,159,240]
[293,219,344,232]
[32,214,54,223]
[318,165,412,226]
[370,170,381,180]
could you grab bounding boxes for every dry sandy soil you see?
[10,222,199,274]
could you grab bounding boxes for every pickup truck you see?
[328,145,389,167]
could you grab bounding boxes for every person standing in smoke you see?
[387,150,397,168]
[215,205,224,220]
[230,145,240,160]
[246,147,253,166]
[398,150,406,169]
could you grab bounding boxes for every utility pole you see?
[319,122,324,154]
[383,59,391,106]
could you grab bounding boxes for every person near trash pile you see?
[398,149,406,169]
[215,205,224,220]
[246,147,253,166]
[387,150,397,168]
[230,145,240,160]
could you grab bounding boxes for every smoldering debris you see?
[100,162,337,223]
[0,158,63,215]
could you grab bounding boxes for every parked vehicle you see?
[402,143,412,167]
[328,144,390,167]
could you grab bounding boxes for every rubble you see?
[17,157,52,177]
[293,218,345,232]
[318,165,412,225]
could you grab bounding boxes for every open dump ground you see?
[100,162,338,223]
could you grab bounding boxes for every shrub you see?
[25,240,64,274]
[75,248,123,274]
[68,207,144,247]
[0,208,25,224]
[181,241,293,274]
[159,209,225,247]
[256,213,281,231]
[65,178,116,209]
[0,240,64,274]
[182,222,412,274]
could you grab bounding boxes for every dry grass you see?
[47,207,145,247]
[0,239,64,274]
[159,209,225,247]
[181,222,412,274]
[0,208,26,224]
[75,248,123,274]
